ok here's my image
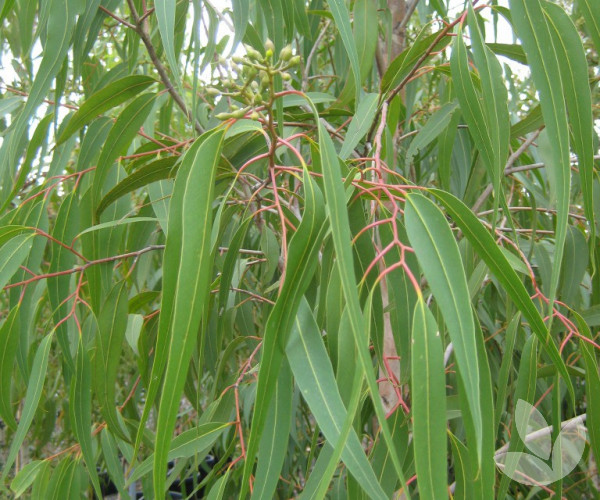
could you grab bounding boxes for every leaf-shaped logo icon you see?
[495,399,587,485]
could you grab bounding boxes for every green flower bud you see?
[231,108,248,119]
[289,55,301,66]
[265,48,273,59]
[215,112,232,120]
[205,87,220,96]
[246,46,263,61]
[281,72,291,81]
[265,38,275,53]
[279,45,293,62]
[250,111,260,120]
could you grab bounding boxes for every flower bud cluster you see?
[209,39,300,121]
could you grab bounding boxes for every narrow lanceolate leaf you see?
[318,120,409,493]
[57,75,156,145]
[542,1,595,246]
[239,167,327,498]
[252,362,293,500]
[429,189,574,399]
[155,0,181,87]
[92,92,157,209]
[467,4,510,206]
[1,333,53,481]
[578,0,600,53]
[47,192,79,369]
[509,0,570,314]
[153,128,226,498]
[94,283,130,440]
[286,300,388,500]
[132,136,209,464]
[2,0,79,194]
[231,0,249,49]
[381,29,452,95]
[0,306,20,430]
[328,0,361,103]
[411,298,447,500]
[130,423,230,483]
[405,193,482,462]
[96,156,177,216]
[353,0,378,81]
[451,14,509,220]
[339,93,379,160]
[10,460,48,497]
[70,338,101,498]
[0,233,34,292]
[405,101,459,170]
[496,335,538,498]
[571,312,600,468]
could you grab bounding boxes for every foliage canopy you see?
[0,0,599,498]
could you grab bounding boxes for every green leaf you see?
[486,42,527,64]
[57,75,156,145]
[381,28,452,95]
[47,192,79,368]
[328,0,361,103]
[353,0,378,82]
[252,361,293,500]
[156,0,181,87]
[339,92,379,160]
[153,128,226,498]
[239,166,327,498]
[70,337,101,498]
[542,0,595,248]
[411,298,447,499]
[76,216,158,238]
[92,92,157,209]
[496,335,538,498]
[0,306,20,430]
[578,0,600,53]
[1,332,53,481]
[429,189,574,398]
[571,311,600,470]
[94,282,130,440]
[317,119,409,493]
[132,135,209,464]
[0,233,34,292]
[509,0,570,314]
[510,104,543,139]
[2,0,79,195]
[130,422,230,483]
[405,101,459,170]
[10,460,48,497]
[231,0,249,48]
[405,193,482,462]
[286,300,388,500]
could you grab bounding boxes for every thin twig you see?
[126,0,204,134]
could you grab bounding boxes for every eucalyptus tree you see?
[0,0,599,498]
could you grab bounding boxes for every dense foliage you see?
[0,0,599,497]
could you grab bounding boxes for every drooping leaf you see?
[405,193,482,462]
[153,128,226,497]
[429,189,574,398]
[57,75,156,145]
[411,298,447,499]
[339,92,379,160]
[509,0,571,314]
[1,332,53,481]
[286,300,388,500]
[0,306,20,430]
[239,166,327,498]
